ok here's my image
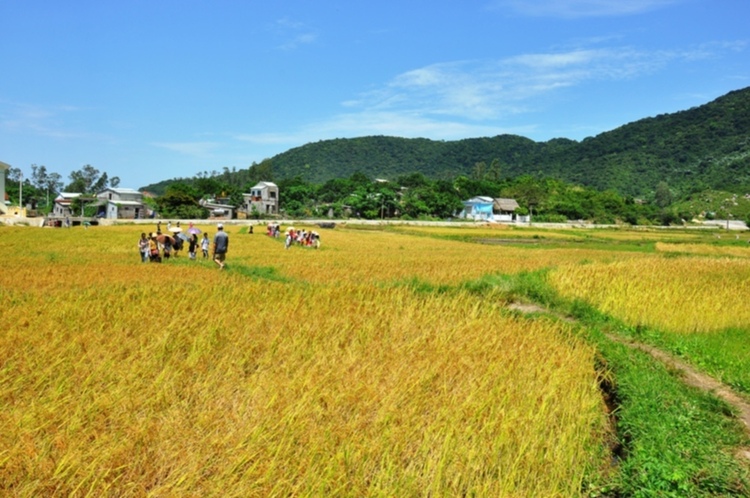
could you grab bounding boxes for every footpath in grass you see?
[470,270,750,496]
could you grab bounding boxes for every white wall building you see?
[243,181,279,216]
[96,188,146,219]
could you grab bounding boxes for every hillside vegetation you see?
[136,87,750,224]
[259,87,750,197]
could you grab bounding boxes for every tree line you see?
[6,160,747,225]
[4,164,119,213]
[150,168,677,225]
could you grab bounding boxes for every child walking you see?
[201,232,210,259]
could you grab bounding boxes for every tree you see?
[431,180,464,218]
[318,178,354,203]
[348,171,369,184]
[654,181,673,208]
[471,161,487,180]
[66,165,109,193]
[45,172,63,197]
[31,164,49,190]
[70,195,98,217]
[400,189,431,218]
[7,166,22,183]
[395,172,430,189]
[30,165,63,208]
[248,159,274,184]
[156,183,206,219]
[506,176,546,215]
[487,158,502,182]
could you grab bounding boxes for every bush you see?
[535,213,567,223]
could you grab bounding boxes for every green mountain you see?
[263,86,750,197]
[142,86,750,199]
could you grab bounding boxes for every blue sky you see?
[1,0,748,189]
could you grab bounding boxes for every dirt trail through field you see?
[507,302,750,461]
[603,334,750,432]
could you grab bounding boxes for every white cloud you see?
[0,101,104,140]
[507,49,604,68]
[346,41,747,123]
[151,141,220,158]
[272,17,318,50]
[494,0,680,18]
[232,39,747,152]
[279,32,318,51]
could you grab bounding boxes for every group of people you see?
[266,223,321,249]
[138,222,228,269]
[284,227,321,249]
[266,222,281,237]
[136,220,325,268]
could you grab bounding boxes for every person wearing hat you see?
[213,223,229,269]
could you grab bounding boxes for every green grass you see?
[627,326,750,395]
[593,331,750,497]
[227,263,292,282]
[473,273,750,496]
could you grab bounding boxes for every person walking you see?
[138,232,150,262]
[188,233,198,260]
[162,236,172,260]
[148,233,161,263]
[201,232,210,259]
[213,224,229,269]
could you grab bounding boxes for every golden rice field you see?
[550,254,750,334]
[1,224,611,496]
[655,241,750,258]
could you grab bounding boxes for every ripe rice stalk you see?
[0,225,608,496]
[550,257,750,333]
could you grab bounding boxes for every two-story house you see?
[52,192,82,218]
[243,181,279,216]
[96,187,146,219]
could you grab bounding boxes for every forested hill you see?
[142,86,750,198]
[262,86,750,197]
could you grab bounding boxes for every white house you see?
[243,181,279,216]
[52,192,82,218]
[96,187,146,219]
[200,198,234,219]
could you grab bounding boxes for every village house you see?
[96,187,146,219]
[459,196,495,221]
[459,196,523,222]
[200,197,235,219]
[243,181,279,216]
[52,192,82,218]
[493,198,520,222]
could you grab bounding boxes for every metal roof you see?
[98,187,141,195]
[251,181,277,189]
[106,200,144,206]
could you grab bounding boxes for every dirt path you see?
[603,333,750,432]
[605,333,750,462]
[507,302,750,461]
